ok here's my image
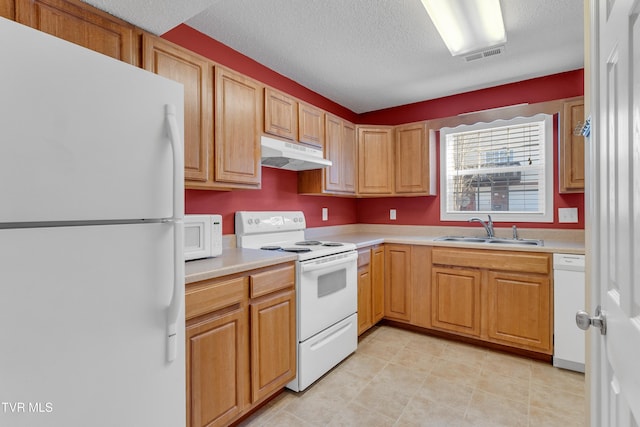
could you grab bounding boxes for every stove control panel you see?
[235,211,306,235]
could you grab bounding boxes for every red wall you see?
[186,168,357,234]
[162,24,358,123]
[359,70,584,125]
[165,26,585,234]
[357,115,585,230]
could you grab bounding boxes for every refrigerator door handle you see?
[165,104,184,363]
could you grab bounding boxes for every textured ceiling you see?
[81,0,584,114]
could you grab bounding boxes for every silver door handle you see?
[576,305,607,335]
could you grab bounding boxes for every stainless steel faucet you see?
[468,215,494,237]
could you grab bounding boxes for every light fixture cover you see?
[421,0,506,56]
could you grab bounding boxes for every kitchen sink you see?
[434,236,544,246]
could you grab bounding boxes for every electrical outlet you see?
[390,209,397,220]
[322,207,328,221]
[558,207,578,223]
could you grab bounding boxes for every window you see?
[440,113,554,222]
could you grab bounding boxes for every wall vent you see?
[464,45,505,62]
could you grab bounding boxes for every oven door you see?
[297,250,358,341]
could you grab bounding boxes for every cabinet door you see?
[264,87,297,140]
[142,35,212,183]
[1,0,14,19]
[431,266,481,337]
[358,127,394,194]
[560,99,585,192]
[411,245,431,328]
[357,264,372,335]
[342,121,357,193]
[395,123,430,194]
[487,271,551,353]
[186,307,248,427]
[250,290,296,403]
[215,67,262,187]
[15,0,137,64]
[357,249,372,335]
[371,245,385,323]
[384,244,411,322]
[298,102,324,148]
[324,114,343,192]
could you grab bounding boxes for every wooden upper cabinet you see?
[358,126,394,195]
[15,0,138,64]
[342,121,357,193]
[298,102,325,148]
[560,99,585,193]
[324,114,344,192]
[264,87,297,140]
[1,0,14,19]
[395,123,432,194]
[215,67,262,188]
[298,113,356,195]
[142,34,212,183]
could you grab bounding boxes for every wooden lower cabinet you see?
[357,245,385,335]
[383,245,553,356]
[487,271,551,353]
[250,290,296,402]
[186,262,295,427]
[186,306,249,427]
[430,247,552,354]
[357,249,372,335]
[431,266,481,337]
[384,244,411,322]
[371,246,385,323]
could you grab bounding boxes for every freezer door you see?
[0,224,185,427]
[0,18,184,223]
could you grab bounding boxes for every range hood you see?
[261,135,332,171]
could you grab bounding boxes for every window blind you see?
[440,114,553,222]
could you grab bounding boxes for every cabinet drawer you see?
[432,248,550,274]
[250,264,295,298]
[186,277,246,320]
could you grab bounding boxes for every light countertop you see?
[185,247,297,284]
[185,224,585,284]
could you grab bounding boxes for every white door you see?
[588,0,640,424]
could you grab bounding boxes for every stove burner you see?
[281,247,312,253]
[295,240,322,246]
[322,242,344,247]
[260,245,282,251]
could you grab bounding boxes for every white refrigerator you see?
[0,18,186,427]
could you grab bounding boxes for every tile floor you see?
[239,325,586,427]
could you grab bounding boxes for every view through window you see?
[440,113,554,222]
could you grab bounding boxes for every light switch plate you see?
[390,209,397,220]
[558,207,578,223]
[322,207,328,221]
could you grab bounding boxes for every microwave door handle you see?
[300,252,358,273]
[165,104,184,363]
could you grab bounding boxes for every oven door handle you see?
[300,252,358,273]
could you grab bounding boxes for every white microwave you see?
[184,214,223,261]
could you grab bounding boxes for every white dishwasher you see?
[553,253,585,372]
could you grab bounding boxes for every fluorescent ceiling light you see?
[421,0,506,56]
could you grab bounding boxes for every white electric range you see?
[235,211,358,391]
